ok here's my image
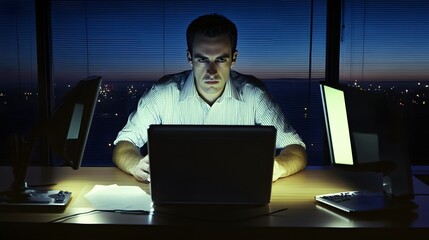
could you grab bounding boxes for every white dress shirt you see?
[114,70,305,150]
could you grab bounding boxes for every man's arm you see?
[272,144,307,181]
[112,141,150,182]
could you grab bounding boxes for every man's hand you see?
[272,160,283,182]
[113,141,151,182]
[272,144,307,182]
[130,155,151,182]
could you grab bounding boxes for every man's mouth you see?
[204,80,219,85]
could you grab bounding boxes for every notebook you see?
[147,124,277,206]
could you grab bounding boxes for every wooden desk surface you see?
[1,166,428,239]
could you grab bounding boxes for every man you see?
[113,13,307,183]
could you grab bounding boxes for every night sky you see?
[0,0,428,84]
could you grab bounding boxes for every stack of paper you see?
[84,184,152,211]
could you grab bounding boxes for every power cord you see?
[48,209,150,223]
[48,207,287,224]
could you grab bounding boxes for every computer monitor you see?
[319,81,414,200]
[48,76,102,170]
[1,76,102,207]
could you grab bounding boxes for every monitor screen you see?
[320,84,354,165]
[320,82,398,167]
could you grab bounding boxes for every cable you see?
[48,209,150,223]
[48,205,287,224]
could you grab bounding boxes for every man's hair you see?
[186,13,237,54]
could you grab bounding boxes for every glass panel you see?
[0,0,38,165]
[340,0,429,165]
[51,0,326,166]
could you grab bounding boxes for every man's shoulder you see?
[155,70,191,90]
[231,70,268,92]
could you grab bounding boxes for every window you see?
[0,0,38,165]
[51,0,327,166]
[340,0,429,165]
[1,0,326,166]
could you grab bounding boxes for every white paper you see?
[84,184,152,211]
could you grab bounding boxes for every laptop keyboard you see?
[315,190,418,213]
[315,191,387,212]
[320,191,363,203]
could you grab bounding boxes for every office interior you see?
[2,0,427,176]
[1,0,429,238]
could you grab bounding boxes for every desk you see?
[1,166,428,239]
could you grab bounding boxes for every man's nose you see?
[207,62,217,75]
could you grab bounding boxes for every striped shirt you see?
[114,70,305,150]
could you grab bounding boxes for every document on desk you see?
[84,184,152,211]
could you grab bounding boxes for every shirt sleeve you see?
[254,90,306,149]
[113,86,162,148]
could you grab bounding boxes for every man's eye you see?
[216,58,227,63]
[198,58,209,63]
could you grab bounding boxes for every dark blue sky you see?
[49,0,327,82]
[1,0,428,84]
[339,0,429,82]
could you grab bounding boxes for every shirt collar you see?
[179,71,198,101]
[179,71,242,102]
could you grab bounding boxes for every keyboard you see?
[320,191,362,203]
[315,191,389,213]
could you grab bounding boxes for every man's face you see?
[188,33,237,103]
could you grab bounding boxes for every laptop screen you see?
[147,125,276,205]
[320,84,354,165]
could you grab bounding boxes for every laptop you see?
[147,124,277,206]
[315,82,417,213]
